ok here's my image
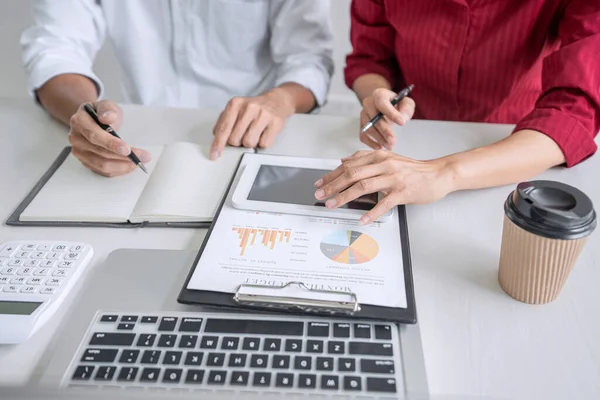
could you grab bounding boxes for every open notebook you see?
[8,142,252,227]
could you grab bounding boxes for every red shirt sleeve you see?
[344,0,400,90]
[513,0,600,167]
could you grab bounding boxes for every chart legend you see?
[232,227,292,256]
[320,230,379,264]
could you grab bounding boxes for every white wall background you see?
[0,0,360,115]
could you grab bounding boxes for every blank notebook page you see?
[20,146,164,223]
[130,142,249,222]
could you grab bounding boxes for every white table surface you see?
[1,96,599,399]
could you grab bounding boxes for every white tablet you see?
[231,154,393,221]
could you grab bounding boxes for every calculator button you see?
[40,287,56,295]
[0,277,9,284]
[42,260,57,268]
[17,267,33,276]
[1,267,16,275]
[70,245,85,252]
[20,286,37,294]
[65,252,80,260]
[0,245,17,257]
[52,244,68,252]
[32,252,47,259]
[10,277,27,285]
[33,268,50,276]
[0,257,8,266]
[22,244,37,251]
[44,276,62,287]
[52,269,68,277]
[36,244,51,251]
[58,261,74,268]
[26,277,44,285]
[24,259,40,267]
[3,285,18,293]
[16,251,32,258]
[48,252,63,260]
[8,259,23,266]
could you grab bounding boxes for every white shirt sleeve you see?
[268,0,335,108]
[20,0,107,99]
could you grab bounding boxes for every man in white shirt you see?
[21,0,334,176]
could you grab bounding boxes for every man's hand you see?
[68,100,151,177]
[360,88,416,150]
[314,150,454,224]
[210,87,296,160]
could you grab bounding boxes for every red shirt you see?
[345,0,600,167]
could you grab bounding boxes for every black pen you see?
[83,103,148,173]
[360,84,414,134]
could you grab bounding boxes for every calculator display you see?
[0,300,42,315]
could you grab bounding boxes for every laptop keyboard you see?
[63,311,404,395]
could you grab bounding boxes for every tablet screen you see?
[247,165,377,211]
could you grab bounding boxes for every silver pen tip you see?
[138,163,148,174]
[361,123,373,133]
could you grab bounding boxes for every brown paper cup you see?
[498,215,588,304]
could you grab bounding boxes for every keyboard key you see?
[231,371,249,386]
[136,334,156,347]
[117,323,135,331]
[208,371,227,385]
[354,323,371,339]
[121,316,138,323]
[141,350,161,364]
[294,356,311,370]
[276,373,294,388]
[117,367,138,382]
[306,340,323,353]
[328,341,345,354]
[366,377,397,393]
[184,352,204,366]
[204,319,303,336]
[316,357,334,371]
[361,359,395,374]
[375,324,393,340]
[242,337,260,351]
[200,336,219,349]
[344,376,362,391]
[158,334,177,347]
[299,374,317,389]
[253,372,271,387]
[321,375,339,390]
[206,353,226,367]
[178,335,198,348]
[119,350,140,364]
[185,369,204,384]
[81,349,118,363]
[140,368,160,383]
[0,258,7,266]
[179,317,202,332]
[141,316,158,323]
[263,338,281,351]
[163,368,182,384]
[307,322,329,337]
[349,342,393,356]
[100,315,118,323]
[221,337,239,350]
[72,366,94,380]
[228,354,247,367]
[285,339,302,352]
[250,354,268,368]
[40,287,56,295]
[95,366,117,382]
[272,355,290,369]
[158,317,178,331]
[163,351,182,365]
[339,358,356,372]
[90,333,135,346]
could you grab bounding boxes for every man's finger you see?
[69,132,129,161]
[211,98,244,160]
[258,121,281,148]
[76,150,137,177]
[95,100,121,125]
[229,104,259,147]
[326,175,395,209]
[242,112,270,148]
[74,111,130,156]
[315,162,388,201]
[360,192,403,225]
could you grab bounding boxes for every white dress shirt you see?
[21,0,334,109]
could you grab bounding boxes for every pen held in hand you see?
[82,103,148,173]
[361,84,415,134]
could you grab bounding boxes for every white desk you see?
[1,96,599,399]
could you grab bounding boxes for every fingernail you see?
[401,111,412,122]
[360,216,371,225]
[139,151,152,163]
[210,150,219,160]
[101,110,117,120]
[326,199,337,208]
[314,179,323,188]
[315,189,325,200]
[117,145,130,156]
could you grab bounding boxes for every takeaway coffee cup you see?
[498,180,596,304]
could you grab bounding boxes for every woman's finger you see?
[360,191,404,225]
[326,174,396,209]
[315,161,390,201]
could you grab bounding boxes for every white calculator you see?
[0,241,93,344]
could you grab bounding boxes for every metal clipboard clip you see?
[233,281,361,315]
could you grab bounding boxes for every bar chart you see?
[232,227,292,256]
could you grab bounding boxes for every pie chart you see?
[320,230,379,264]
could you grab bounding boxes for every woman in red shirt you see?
[315,0,600,224]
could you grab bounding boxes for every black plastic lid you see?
[504,180,596,240]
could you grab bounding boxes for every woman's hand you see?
[360,88,416,150]
[314,150,455,224]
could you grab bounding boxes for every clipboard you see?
[178,153,417,324]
